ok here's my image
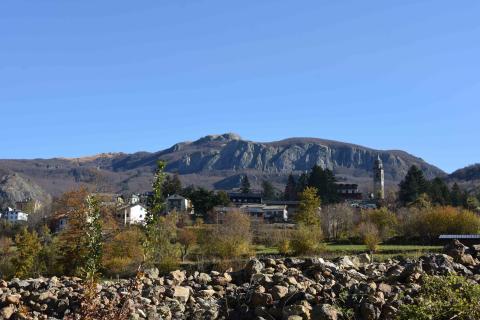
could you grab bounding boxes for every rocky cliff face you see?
[0,169,52,210]
[0,134,446,198]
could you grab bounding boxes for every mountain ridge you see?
[0,134,450,207]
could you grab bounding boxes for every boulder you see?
[312,304,338,320]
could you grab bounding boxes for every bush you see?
[103,227,144,278]
[399,206,480,242]
[361,207,397,240]
[398,275,480,320]
[290,224,324,255]
[198,210,252,259]
[357,222,380,252]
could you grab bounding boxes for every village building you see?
[1,207,29,223]
[166,194,194,214]
[336,183,363,200]
[116,203,148,225]
[228,192,262,204]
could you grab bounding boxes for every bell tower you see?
[373,155,385,200]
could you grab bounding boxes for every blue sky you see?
[1,1,479,173]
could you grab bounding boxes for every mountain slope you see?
[448,164,480,191]
[0,133,446,201]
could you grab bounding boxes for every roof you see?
[439,234,480,239]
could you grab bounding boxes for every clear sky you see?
[1,1,479,173]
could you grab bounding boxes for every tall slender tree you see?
[261,180,276,200]
[284,174,297,201]
[240,175,251,194]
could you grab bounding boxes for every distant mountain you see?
[0,133,446,205]
[448,164,480,191]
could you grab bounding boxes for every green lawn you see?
[254,243,442,257]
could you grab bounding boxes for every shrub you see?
[103,227,144,278]
[290,224,324,255]
[361,207,397,240]
[357,222,380,253]
[198,210,252,259]
[398,275,480,320]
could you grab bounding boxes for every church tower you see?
[373,155,385,200]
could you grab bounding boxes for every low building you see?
[1,207,29,223]
[213,204,288,223]
[229,192,263,205]
[116,204,148,225]
[337,183,363,200]
[262,205,288,222]
[166,195,194,214]
[52,214,69,233]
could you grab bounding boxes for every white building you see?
[166,195,194,214]
[116,204,148,225]
[262,205,288,222]
[1,207,29,223]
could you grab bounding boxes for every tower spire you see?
[373,154,385,200]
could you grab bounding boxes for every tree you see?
[178,228,197,261]
[399,165,429,205]
[466,196,480,211]
[284,174,297,201]
[83,196,103,280]
[12,228,41,278]
[450,183,466,207]
[56,188,91,276]
[240,175,251,194]
[428,177,451,206]
[261,180,276,200]
[308,165,339,204]
[149,160,167,216]
[362,207,398,240]
[322,204,355,241]
[292,187,324,255]
[163,173,182,197]
[296,187,321,226]
[296,172,309,195]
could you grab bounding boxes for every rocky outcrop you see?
[0,134,445,196]
[0,169,51,210]
[1,241,479,320]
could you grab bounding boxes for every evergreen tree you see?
[428,177,451,206]
[295,187,322,226]
[296,172,309,195]
[163,173,182,196]
[240,175,251,194]
[307,165,339,204]
[284,174,297,201]
[450,183,465,207]
[398,165,429,205]
[261,180,276,200]
[215,190,231,207]
[12,228,41,278]
[466,196,480,211]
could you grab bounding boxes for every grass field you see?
[253,243,443,259]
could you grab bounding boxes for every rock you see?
[460,254,477,266]
[444,239,468,261]
[251,292,273,307]
[283,303,312,320]
[245,259,264,277]
[377,283,392,295]
[144,268,159,279]
[360,302,381,320]
[169,270,186,284]
[358,253,372,264]
[197,273,211,285]
[0,305,15,319]
[312,304,338,320]
[6,294,21,305]
[271,285,289,300]
[172,286,190,303]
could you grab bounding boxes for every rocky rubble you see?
[1,240,479,320]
